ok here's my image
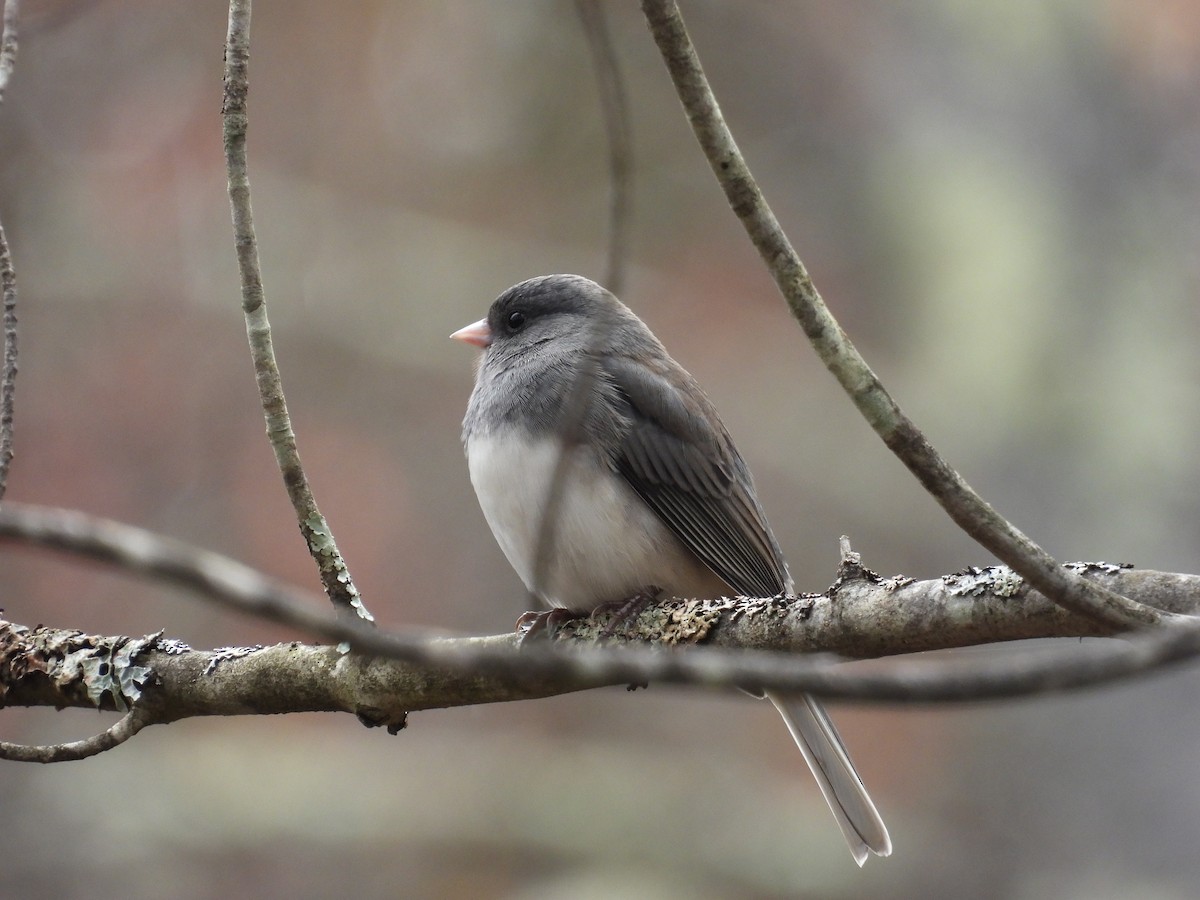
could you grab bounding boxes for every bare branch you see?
[0,709,152,763]
[528,303,621,603]
[0,227,16,503]
[3,567,1200,734]
[220,0,372,625]
[0,502,352,637]
[0,0,17,105]
[0,0,19,500]
[638,0,1171,633]
[525,4,638,597]
[2,503,1200,707]
[576,0,633,295]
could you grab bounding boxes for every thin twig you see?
[0,1,19,501]
[529,303,619,602]
[0,227,16,502]
[220,0,372,624]
[638,0,1171,632]
[2,503,1200,704]
[0,502,353,638]
[0,0,18,105]
[529,1,636,592]
[0,708,151,762]
[575,0,633,295]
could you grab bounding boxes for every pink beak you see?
[450,317,492,349]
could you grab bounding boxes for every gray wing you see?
[603,355,790,598]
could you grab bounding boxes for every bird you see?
[451,273,891,865]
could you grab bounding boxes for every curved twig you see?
[0,227,16,503]
[0,0,18,104]
[0,0,19,501]
[531,5,633,604]
[575,0,633,295]
[0,707,152,763]
[638,0,1171,632]
[528,303,620,602]
[0,502,346,635]
[220,0,372,624]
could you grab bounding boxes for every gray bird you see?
[452,274,891,865]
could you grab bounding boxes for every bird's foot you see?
[599,585,662,691]
[515,607,584,645]
[596,585,663,640]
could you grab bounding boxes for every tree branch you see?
[0,0,17,105]
[0,502,353,638]
[3,560,1200,743]
[525,6,637,597]
[638,0,1172,633]
[0,709,152,763]
[0,0,19,501]
[2,503,1200,728]
[575,0,633,295]
[220,0,372,624]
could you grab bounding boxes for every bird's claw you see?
[596,585,663,639]
[515,607,583,646]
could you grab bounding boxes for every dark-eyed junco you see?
[452,274,891,865]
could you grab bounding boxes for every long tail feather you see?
[765,691,892,866]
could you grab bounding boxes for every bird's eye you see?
[507,311,526,330]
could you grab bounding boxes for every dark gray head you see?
[452,274,664,441]
[451,274,656,369]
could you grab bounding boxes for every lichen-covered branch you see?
[0,619,600,733]
[3,561,1200,748]
[220,0,372,624]
[638,0,1171,633]
[3,501,1200,746]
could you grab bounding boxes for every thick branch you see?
[638,0,1169,633]
[3,567,1199,737]
[0,620,597,731]
[3,503,1199,718]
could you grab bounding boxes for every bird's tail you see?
[764,691,892,866]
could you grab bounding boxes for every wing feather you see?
[602,355,790,598]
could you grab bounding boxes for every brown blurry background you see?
[2,1,1200,897]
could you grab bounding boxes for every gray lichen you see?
[58,631,160,711]
[560,594,810,647]
[943,565,1024,598]
[203,644,265,676]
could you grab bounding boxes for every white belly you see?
[467,433,727,608]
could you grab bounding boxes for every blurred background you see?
[1,1,1199,897]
